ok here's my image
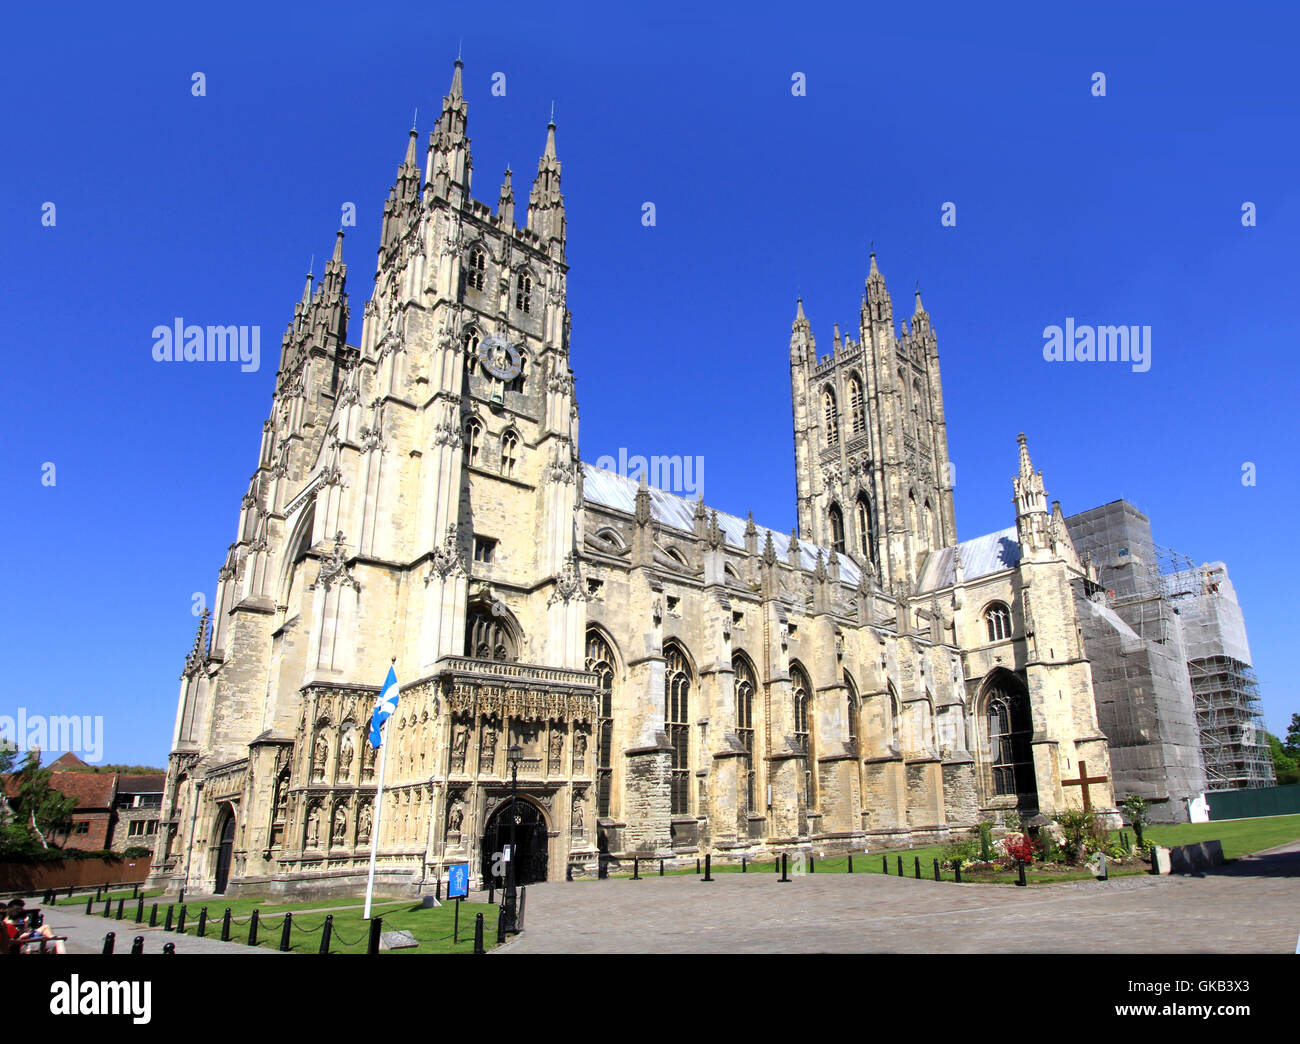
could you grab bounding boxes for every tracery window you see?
[849,375,865,435]
[987,680,1033,799]
[856,494,878,568]
[985,602,1012,642]
[500,430,519,477]
[823,387,839,446]
[515,272,532,313]
[587,631,615,818]
[465,605,516,661]
[791,663,813,809]
[665,643,692,815]
[466,247,486,292]
[734,654,756,814]
[465,419,483,465]
[829,503,845,555]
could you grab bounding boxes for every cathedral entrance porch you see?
[481,798,549,887]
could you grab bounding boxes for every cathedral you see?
[149,60,1119,898]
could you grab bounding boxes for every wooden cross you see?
[1062,760,1109,812]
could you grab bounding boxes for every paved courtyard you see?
[499,842,1300,954]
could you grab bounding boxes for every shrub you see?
[977,821,994,861]
[1004,833,1034,865]
[122,846,152,859]
[1054,808,1098,864]
[1120,795,1149,849]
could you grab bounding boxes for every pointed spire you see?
[832,321,842,352]
[448,57,464,100]
[497,166,515,225]
[429,57,471,198]
[529,111,565,246]
[865,244,891,322]
[762,530,777,567]
[331,229,344,264]
[794,297,806,322]
[914,283,924,314]
[404,125,419,168]
[1017,432,1034,481]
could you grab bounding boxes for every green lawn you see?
[59,890,499,954]
[591,813,1300,886]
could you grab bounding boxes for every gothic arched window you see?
[465,605,517,662]
[924,499,938,548]
[515,272,533,313]
[791,663,814,811]
[986,677,1033,799]
[912,378,924,432]
[464,330,481,368]
[500,430,519,477]
[856,494,878,568]
[823,387,839,446]
[845,670,859,749]
[587,631,615,818]
[734,654,756,815]
[465,419,483,466]
[507,350,526,394]
[849,374,865,435]
[829,503,845,555]
[466,247,487,292]
[665,643,693,815]
[985,602,1012,642]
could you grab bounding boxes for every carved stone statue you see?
[452,724,469,759]
[274,775,288,816]
[357,802,372,845]
[573,732,587,765]
[338,734,355,778]
[571,795,584,833]
[306,803,321,847]
[362,742,375,780]
[549,729,564,764]
[332,804,347,845]
[313,735,328,781]
[448,797,464,836]
[482,725,498,765]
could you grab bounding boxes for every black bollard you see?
[177,905,187,934]
[132,884,139,899]
[695,858,700,875]
[221,907,232,942]
[85,895,94,915]
[934,859,940,881]
[1016,859,1027,887]
[149,903,158,927]
[702,854,713,881]
[518,886,526,931]
[367,916,381,954]
[632,857,640,880]
[660,859,665,877]
[319,914,333,955]
[496,906,506,945]
[280,913,294,952]
[955,860,963,883]
[95,886,102,901]
[102,931,115,954]
[436,876,442,902]
[248,910,260,947]
[163,942,175,955]
[488,883,495,904]
[566,864,573,882]
[197,907,208,937]
[882,855,888,874]
[742,857,747,874]
[473,912,485,955]
[897,856,903,877]
[103,899,112,918]
[809,854,816,874]
[848,854,853,874]
[779,852,790,883]
[131,935,144,955]
[135,898,144,923]
[915,857,921,879]
[164,905,174,931]
[178,888,185,905]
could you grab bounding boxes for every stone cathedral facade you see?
[149,61,1117,898]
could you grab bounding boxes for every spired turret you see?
[528,116,565,253]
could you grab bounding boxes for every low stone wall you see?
[1151,840,1225,874]
[0,854,152,894]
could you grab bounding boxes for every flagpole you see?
[363,719,390,921]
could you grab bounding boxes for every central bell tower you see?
[790,252,957,593]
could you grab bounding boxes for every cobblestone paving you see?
[499,843,1300,954]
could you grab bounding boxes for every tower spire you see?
[528,111,565,249]
[428,58,471,200]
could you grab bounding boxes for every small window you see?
[985,603,1012,642]
[466,247,487,292]
[465,420,483,465]
[473,537,497,564]
[587,578,604,598]
[666,595,680,614]
[500,431,519,477]
[515,272,533,313]
[732,611,744,629]
[75,822,89,835]
[787,623,798,639]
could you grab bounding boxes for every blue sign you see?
[447,864,469,900]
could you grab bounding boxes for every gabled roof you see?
[917,526,1021,592]
[581,463,862,585]
[115,774,165,795]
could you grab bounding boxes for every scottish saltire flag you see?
[369,665,400,748]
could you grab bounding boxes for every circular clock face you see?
[477,335,522,381]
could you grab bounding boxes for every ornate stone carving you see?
[425,523,465,583]
[548,553,587,606]
[316,531,360,592]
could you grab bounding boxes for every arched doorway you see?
[213,809,237,894]
[980,672,1037,813]
[480,799,548,886]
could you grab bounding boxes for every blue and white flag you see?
[369,665,400,749]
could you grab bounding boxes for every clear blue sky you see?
[3,0,1297,767]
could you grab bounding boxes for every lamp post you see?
[501,743,523,934]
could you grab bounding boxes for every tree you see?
[1267,733,1300,786]
[1284,714,1300,761]
[1120,794,1149,849]
[9,751,76,848]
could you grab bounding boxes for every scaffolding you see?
[1187,656,1273,791]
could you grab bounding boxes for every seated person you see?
[3,900,65,954]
